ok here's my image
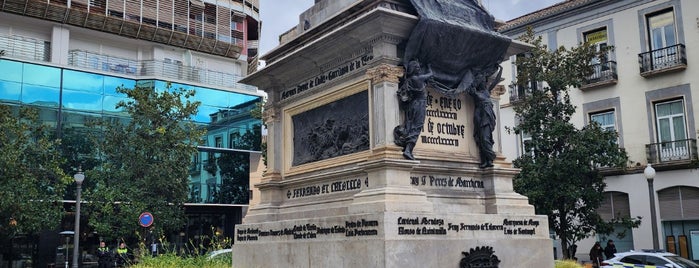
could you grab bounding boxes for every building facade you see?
[0,0,261,266]
[497,0,699,261]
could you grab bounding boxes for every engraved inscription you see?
[396,216,540,236]
[235,218,379,242]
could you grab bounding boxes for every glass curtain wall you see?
[0,59,261,205]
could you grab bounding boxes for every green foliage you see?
[85,84,205,241]
[131,253,231,268]
[131,232,232,268]
[555,260,583,268]
[0,105,71,240]
[509,28,636,258]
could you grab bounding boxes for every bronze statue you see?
[395,60,433,160]
[468,66,502,168]
[395,0,511,168]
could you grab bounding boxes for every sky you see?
[259,0,562,56]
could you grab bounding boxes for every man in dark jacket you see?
[604,239,617,259]
[589,241,605,268]
[97,241,111,268]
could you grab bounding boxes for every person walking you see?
[96,241,111,268]
[589,241,605,268]
[604,239,617,259]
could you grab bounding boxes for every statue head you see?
[407,60,421,74]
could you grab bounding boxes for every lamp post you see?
[72,171,85,268]
[644,164,659,250]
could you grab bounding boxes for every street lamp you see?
[72,170,85,268]
[644,164,659,250]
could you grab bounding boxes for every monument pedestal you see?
[236,1,552,267]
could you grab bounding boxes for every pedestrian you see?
[604,239,617,259]
[589,241,604,268]
[97,241,112,268]
[115,242,130,267]
[569,244,578,261]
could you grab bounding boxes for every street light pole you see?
[644,164,659,250]
[72,171,85,268]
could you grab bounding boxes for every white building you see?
[1,0,263,265]
[496,0,699,261]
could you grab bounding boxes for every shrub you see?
[555,259,584,268]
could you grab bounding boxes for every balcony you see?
[646,139,698,168]
[0,0,243,59]
[0,34,50,62]
[638,44,687,77]
[68,50,256,92]
[581,61,617,90]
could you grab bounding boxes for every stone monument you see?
[235,0,553,267]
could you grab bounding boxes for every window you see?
[647,9,676,51]
[597,192,634,252]
[510,53,538,102]
[655,99,687,155]
[590,110,615,132]
[584,28,609,66]
[519,132,532,157]
[620,255,644,265]
[644,256,668,266]
[203,4,216,24]
[214,136,223,148]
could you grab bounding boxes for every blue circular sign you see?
[139,212,154,227]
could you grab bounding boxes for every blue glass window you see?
[104,76,135,96]
[194,86,229,108]
[0,60,23,82]
[22,64,60,87]
[63,70,104,93]
[103,95,129,113]
[0,81,22,103]
[21,84,60,106]
[62,89,103,112]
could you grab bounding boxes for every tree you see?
[508,29,639,259]
[210,125,262,204]
[85,83,204,241]
[0,105,71,260]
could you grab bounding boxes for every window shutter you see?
[659,187,682,220]
[681,187,699,219]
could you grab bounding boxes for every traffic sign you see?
[139,212,154,227]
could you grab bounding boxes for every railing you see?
[247,40,259,49]
[638,44,687,75]
[0,35,50,62]
[583,61,617,86]
[646,138,698,164]
[509,85,529,103]
[68,50,139,75]
[67,50,257,92]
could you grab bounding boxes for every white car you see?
[601,250,699,268]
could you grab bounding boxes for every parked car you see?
[206,249,232,260]
[601,250,699,268]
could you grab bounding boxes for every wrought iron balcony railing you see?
[646,138,698,165]
[638,44,687,76]
[582,61,617,89]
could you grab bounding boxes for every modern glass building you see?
[1,0,262,264]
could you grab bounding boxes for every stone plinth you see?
[236,1,551,267]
